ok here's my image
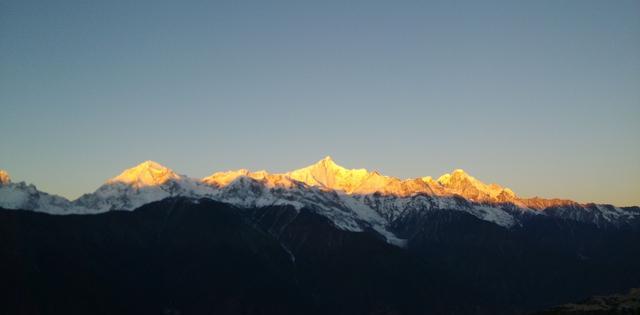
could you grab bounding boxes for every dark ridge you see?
[1,197,639,315]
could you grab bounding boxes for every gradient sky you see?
[1,0,639,205]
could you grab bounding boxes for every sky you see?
[0,0,639,206]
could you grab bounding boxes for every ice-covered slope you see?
[74,161,213,212]
[0,170,74,213]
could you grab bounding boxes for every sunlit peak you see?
[436,173,451,185]
[96,156,584,209]
[107,160,180,188]
[0,169,10,184]
[201,168,297,189]
[317,155,339,167]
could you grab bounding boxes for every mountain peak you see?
[107,160,180,188]
[437,169,471,184]
[316,155,340,168]
[295,156,354,175]
[0,169,10,184]
[288,157,373,193]
[436,169,516,202]
[452,168,467,175]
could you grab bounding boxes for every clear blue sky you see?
[1,0,639,205]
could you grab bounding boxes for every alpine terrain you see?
[1,157,639,314]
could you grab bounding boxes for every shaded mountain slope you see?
[1,197,639,315]
[0,199,307,315]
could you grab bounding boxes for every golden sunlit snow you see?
[0,170,10,185]
[109,157,578,209]
[107,160,181,188]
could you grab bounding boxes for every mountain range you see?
[0,157,637,245]
[1,157,639,314]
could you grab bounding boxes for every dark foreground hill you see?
[1,197,639,315]
[534,288,640,315]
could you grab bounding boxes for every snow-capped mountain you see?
[287,156,436,197]
[106,160,182,188]
[73,161,211,212]
[1,158,638,246]
[0,169,73,213]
